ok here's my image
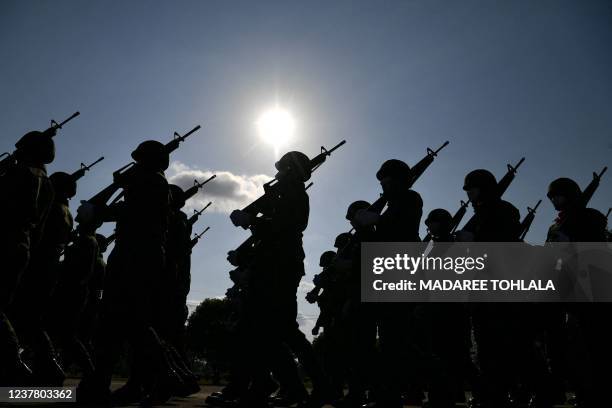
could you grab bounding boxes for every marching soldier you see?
[457,169,522,408]
[0,130,55,386]
[8,171,78,386]
[77,140,173,404]
[230,151,330,407]
[544,178,608,408]
[353,159,423,407]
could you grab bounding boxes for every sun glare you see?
[257,107,295,154]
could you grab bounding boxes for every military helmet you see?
[319,250,336,268]
[131,140,169,170]
[346,200,371,220]
[334,232,352,249]
[376,159,411,182]
[425,208,452,226]
[15,131,55,164]
[463,169,497,191]
[169,184,186,208]
[547,177,581,200]
[50,171,77,199]
[275,151,311,182]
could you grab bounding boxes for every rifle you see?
[368,141,450,218]
[102,233,116,253]
[606,208,611,221]
[307,141,451,301]
[183,174,216,201]
[0,152,14,175]
[423,199,471,242]
[84,125,201,208]
[456,157,525,234]
[191,226,210,249]
[239,140,346,226]
[0,112,81,175]
[581,167,607,207]
[519,199,542,241]
[497,157,525,197]
[43,111,80,137]
[187,202,212,227]
[409,141,450,186]
[71,156,104,181]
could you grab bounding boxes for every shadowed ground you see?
[5,379,576,407]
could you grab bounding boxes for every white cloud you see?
[298,280,315,293]
[297,312,318,341]
[167,161,272,214]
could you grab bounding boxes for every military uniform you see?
[0,132,55,385]
[459,169,522,408]
[78,141,171,402]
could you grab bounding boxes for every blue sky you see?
[2,0,611,333]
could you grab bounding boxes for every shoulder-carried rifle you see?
[71,156,104,181]
[191,226,210,249]
[519,199,542,241]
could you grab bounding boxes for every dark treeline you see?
[0,114,611,408]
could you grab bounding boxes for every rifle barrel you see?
[52,111,80,129]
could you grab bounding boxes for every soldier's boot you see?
[269,386,309,407]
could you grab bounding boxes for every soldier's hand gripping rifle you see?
[79,125,201,221]
[188,202,212,227]
[227,183,312,268]
[0,111,80,174]
[519,199,542,241]
[70,156,104,181]
[581,166,607,207]
[233,140,346,229]
[190,226,210,249]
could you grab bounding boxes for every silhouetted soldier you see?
[422,209,472,407]
[46,218,104,381]
[0,131,55,386]
[230,151,330,407]
[331,200,378,408]
[353,159,423,408]
[9,171,80,385]
[457,169,521,408]
[544,178,608,408]
[77,140,172,404]
[159,184,200,395]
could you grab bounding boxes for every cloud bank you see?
[167,161,272,214]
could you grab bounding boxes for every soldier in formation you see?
[2,115,612,408]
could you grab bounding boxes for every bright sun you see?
[256,106,295,152]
